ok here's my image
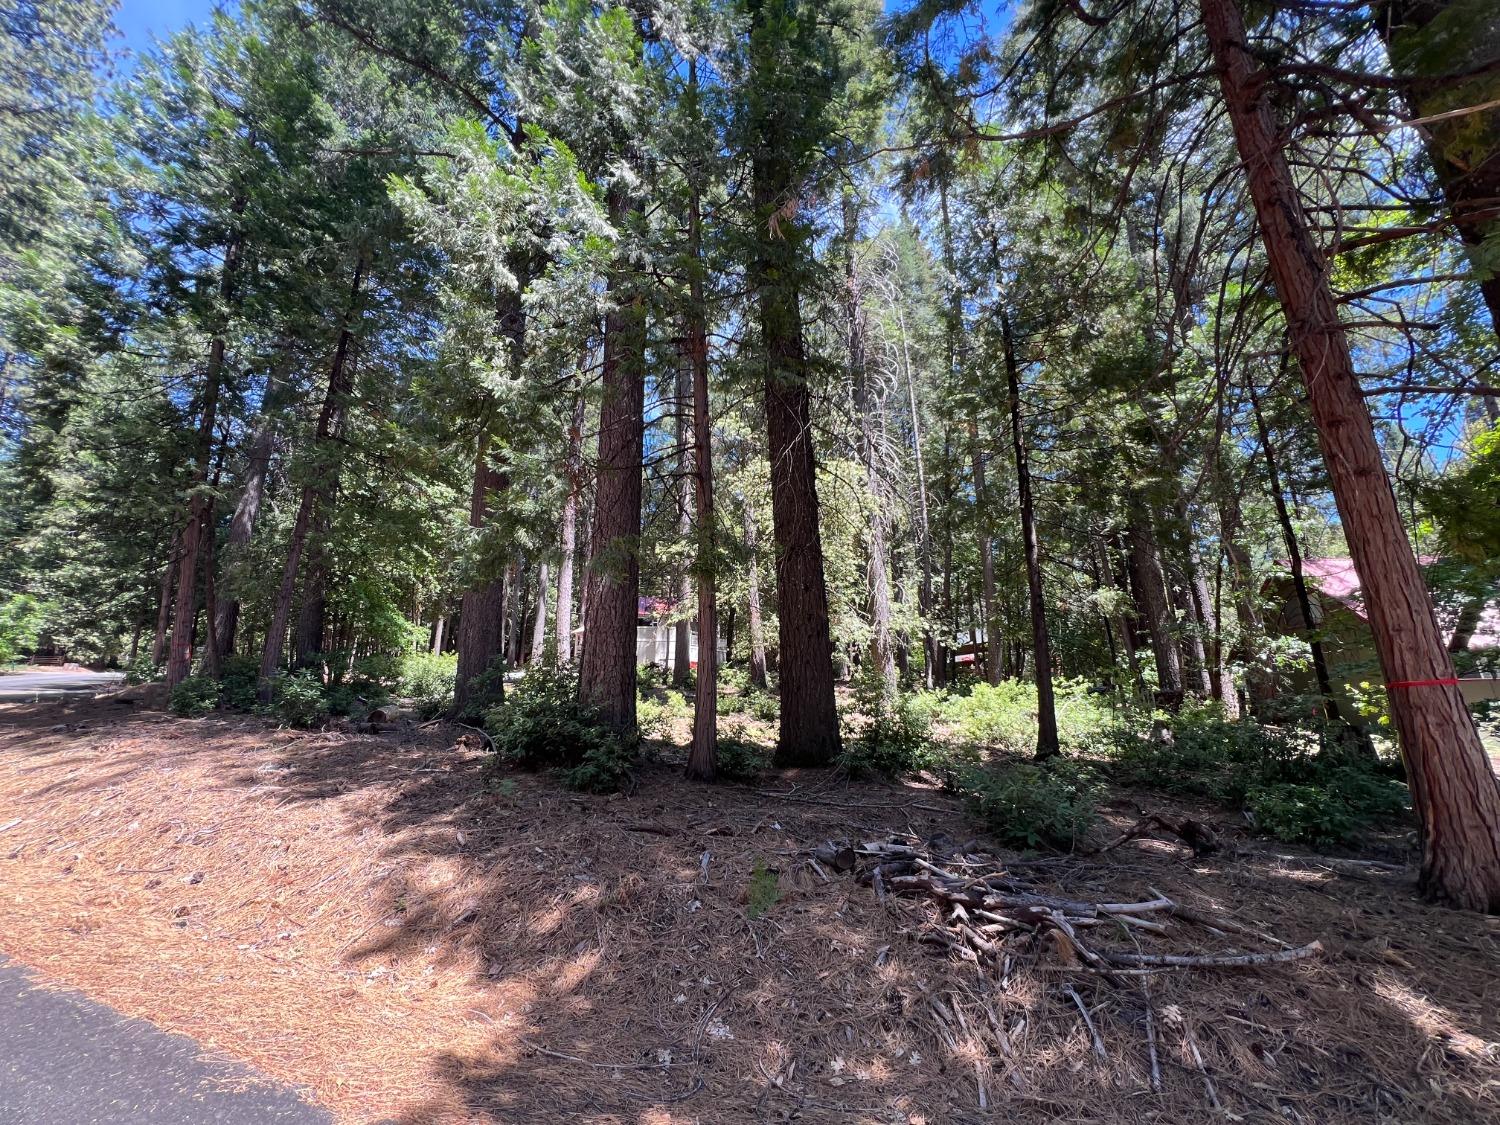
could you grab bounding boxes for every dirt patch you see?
[1,697,1497,1123]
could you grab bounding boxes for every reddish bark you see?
[451,437,507,718]
[150,531,178,668]
[1204,0,1500,911]
[579,192,647,733]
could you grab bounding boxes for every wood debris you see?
[844,835,1323,975]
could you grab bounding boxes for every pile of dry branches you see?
[842,836,1323,975]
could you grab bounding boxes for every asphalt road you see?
[0,957,330,1124]
[0,669,124,703]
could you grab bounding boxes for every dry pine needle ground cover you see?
[1,695,1498,1124]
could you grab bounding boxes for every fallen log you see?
[1099,941,1323,970]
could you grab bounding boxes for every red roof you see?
[1284,557,1498,650]
[637,596,677,618]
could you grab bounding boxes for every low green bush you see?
[842,693,933,778]
[636,663,669,695]
[559,741,637,793]
[637,690,690,739]
[273,670,329,728]
[399,651,457,718]
[959,760,1102,851]
[169,675,218,717]
[123,654,159,685]
[1105,706,1410,846]
[216,654,261,711]
[714,724,770,781]
[746,691,779,722]
[485,665,634,784]
[938,678,1121,755]
[456,655,508,720]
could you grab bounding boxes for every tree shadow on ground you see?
[218,715,1500,1124]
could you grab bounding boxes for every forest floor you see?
[1,695,1497,1124]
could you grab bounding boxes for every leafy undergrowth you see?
[0,696,1496,1124]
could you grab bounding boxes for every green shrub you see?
[1105,707,1410,846]
[939,678,1120,755]
[352,652,402,687]
[842,694,933,778]
[323,681,367,717]
[746,691,779,723]
[458,655,509,720]
[123,654,159,685]
[216,654,261,711]
[559,741,637,793]
[636,663,668,694]
[399,651,457,718]
[169,675,218,717]
[746,862,781,918]
[637,691,689,739]
[714,726,770,782]
[485,665,632,775]
[719,664,749,694]
[959,760,1102,850]
[274,670,329,728]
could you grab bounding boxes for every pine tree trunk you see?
[1100,533,1147,697]
[749,86,841,766]
[1205,0,1500,911]
[294,508,329,671]
[198,499,222,680]
[941,435,956,685]
[1177,565,1215,699]
[684,126,719,780]
[452,436,507,718]
[166,203,245,688]
[259,256,364,699]
[1248,377,1355,732]
[530,561,549,666]
[1127,511,1184,708]
[761,339,841,763]
[846,195,897,704]
[217,351,288,655]
[579,187,647,734]
[151,532,177,668]
[673,357,694,687]
[260,478,316,695]
[969,421,1003,685]
[1219,493,1276,706]
[505,558,526,668]
[556,387,585,666]
[453,255,532,715]
[1001,309,1059,758]
[744,500,769,692]
[896,299,938,689]
[938,183,997,686]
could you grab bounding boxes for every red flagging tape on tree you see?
[1385,677,1459,690]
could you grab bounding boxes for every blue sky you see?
[113,0,220,61]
